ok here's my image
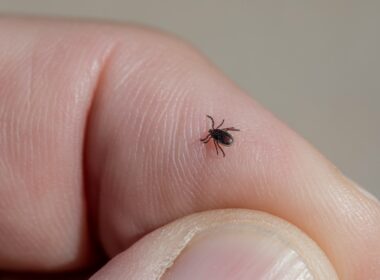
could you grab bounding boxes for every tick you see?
[200,115,240,157]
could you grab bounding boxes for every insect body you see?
[200,115,240,157]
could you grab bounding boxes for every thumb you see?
[91,209,337,280]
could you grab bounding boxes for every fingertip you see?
[91,210,338,280]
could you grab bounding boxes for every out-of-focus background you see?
[1,1,379,198]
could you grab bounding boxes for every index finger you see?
[0,18,379,278]
[85,23,380,279]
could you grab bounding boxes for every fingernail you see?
[163,224,315,280]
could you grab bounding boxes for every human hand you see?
[1,18,379,279]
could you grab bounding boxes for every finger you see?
[84,24,380,279]
[0,270,92,280]
[0,17,116,270]
[1,18,379,279]
[91,210,338,279]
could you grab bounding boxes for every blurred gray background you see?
[1,0,379,198]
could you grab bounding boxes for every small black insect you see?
[200,115,240,157]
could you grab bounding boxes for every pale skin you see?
[0,18,379,279]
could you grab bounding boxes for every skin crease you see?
[0,17,379,279]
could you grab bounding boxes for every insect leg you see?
[203,136,212,143]
[216,119,225,128]
[213,139,219,155]
[206,115,215,129]
[216,141,226,157]
[200,134,211,142]
[223,127,240,131]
